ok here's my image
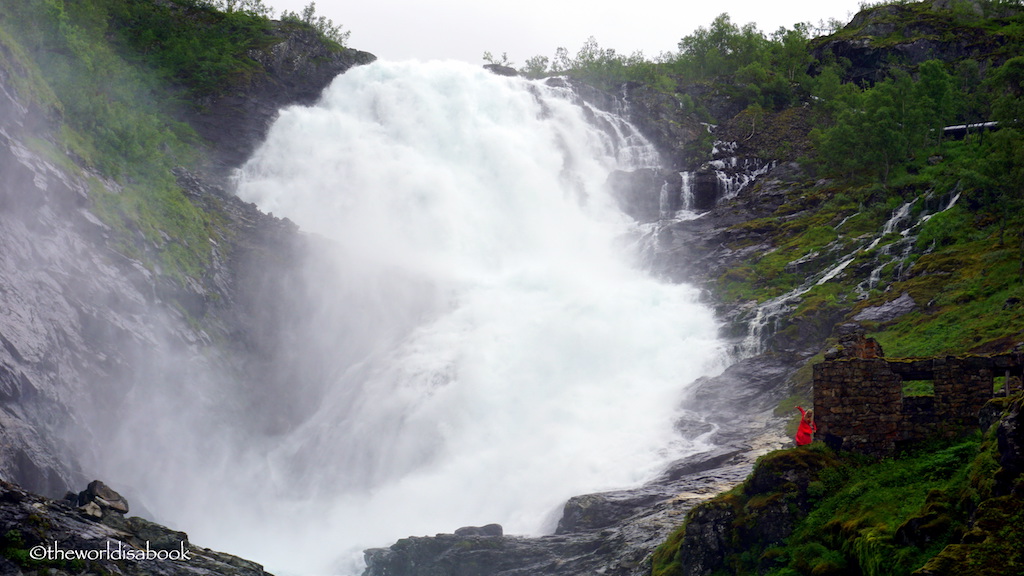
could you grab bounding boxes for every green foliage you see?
[520,37,677,93]
[902,380,935,396]
[777,438,979,576]
[280,1,350,47]
[106,0,275,98]
[672,13,770,80]
[519,54,550,78]
[513,14,812,109]
[916,205,973,249]
[0,0,228,286]
[199,0,274,17]
[665,15,812,110]
[815,62,956,183]
[870,244,1024,357]
[482,51,513,67]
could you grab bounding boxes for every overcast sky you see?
[266,0,867,65]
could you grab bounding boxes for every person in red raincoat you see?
[795,406,816,446]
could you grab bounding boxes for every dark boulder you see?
[454,524,504,537]
[484,64,519,77]
[74,479,130,514]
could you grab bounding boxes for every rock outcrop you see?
[0,479,270,576]
[362,451,765,576]
[810,1,1016,85]
[654,394,1024,576]
[182,21,376,174]
[661,449,841,576]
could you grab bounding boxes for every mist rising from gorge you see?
[84,60,727,575]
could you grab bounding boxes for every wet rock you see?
[853,292,917,323]
[455,524,504,537]
[687,355,797,440]
[646,162,794,289]
[0,479,270,576]
[362,456,759,576]
[607,168,672,223]
[76,479,130,514]
[484,64,518,77]
[358,362,793,576]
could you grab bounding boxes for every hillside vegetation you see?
[538,1,1024,366]
[0,0,341,293]
[651,394,1023,576]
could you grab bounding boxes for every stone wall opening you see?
[812,335,1023,456]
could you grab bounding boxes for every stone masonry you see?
[813,336,1023,456]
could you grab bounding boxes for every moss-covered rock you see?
[652,446,841,576]
[654,394,1024,576]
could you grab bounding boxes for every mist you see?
[78,60,728,576]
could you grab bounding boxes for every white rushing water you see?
[112,61,727,575]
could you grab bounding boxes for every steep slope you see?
[0,1,380,574]
[0,0,376,500]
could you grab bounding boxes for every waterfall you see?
[107,61,726,576]
[680,171,695,212]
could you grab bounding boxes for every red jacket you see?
[795,406,816,446]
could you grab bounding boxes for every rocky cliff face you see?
[0,17,379,575]
[0,10,376,499]
[1,75,145,495]
[810,0,1019,85]
[184,22,376,175]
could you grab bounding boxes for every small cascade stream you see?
[708,142,774,202]
[741,190,964,356]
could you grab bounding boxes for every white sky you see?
[266,0,867,65]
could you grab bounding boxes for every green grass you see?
[869,230,1024,357]
[902,380,936,396]
[653,433,1006,576]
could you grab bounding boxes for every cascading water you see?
[680,171,695,212]
[98,61,728,576]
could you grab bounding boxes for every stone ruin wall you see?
[812,340,1023,456]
